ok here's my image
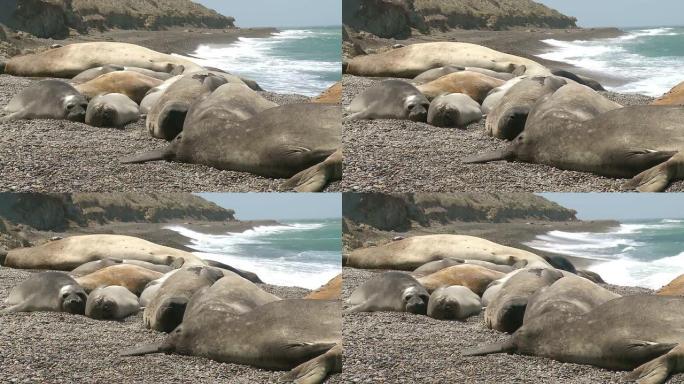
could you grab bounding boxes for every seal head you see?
[402,286,429,315]
[60,286,87,315]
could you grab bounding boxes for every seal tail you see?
[120,146,175,164]
[462,340,515,356]
[462,146,516,164]
[120,343,167,356]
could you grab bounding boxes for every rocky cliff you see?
[343,0,577,39]
[0,0,234,39]
[343,192,577,232]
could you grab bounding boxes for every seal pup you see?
[0,42,202,78]
[305,274,342,300]
[124,103,342,192]
[485,76,567,140]
[416,71,505,102]
[413,258,515,277]
[2,234,204,270]
[2,79,87,122]
[344,42,550,77]
[465,295,684,384]
[143,266,223,332]
[484,268,564,333]
[427,93,483,128]
[347,271,429,314]
[85,286,140,320]
[71,258,173,277]
[2,271,87,314]
[75,71,163,103]
[123,300,342,384]
[71,64,173,84]
[75,264,164,295]
[427,285,482,320]
[344,234,551,270]
[85,93,140,128]
[146,72,228,140]
[412,65,466,84]
[416,264,505,295]
[347,79,429,121]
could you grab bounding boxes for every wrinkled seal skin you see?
[123,299,342,384]
[347,79,429,121]
[2,271,87,314]
[465,295,684,384]
[347,271,429,314]
[2,79,87,122]
[3,42,202,78]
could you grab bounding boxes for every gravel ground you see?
[0,266,342,383]
[342,267,684,384]
[0,74,339,192]
[341,74,684,192]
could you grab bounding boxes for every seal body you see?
[427,93,483,128]
[305,274,342,300]
[347,79,429,121]
[652,80,684,106]
[75,71,162,103]
[85,93,140,127]
[75,264,164,295]
[3,271,87,314]
[85,286,140,320]
[139,75,182,114]
[657,274,684,296]
[347,271,429,314]
[3,79,87,122]
[416,71,505,102]
[71,64,173,84]
[417,264,505,294]
[427,285,482,320]
[312,82,342,104]
[71,258,173,277]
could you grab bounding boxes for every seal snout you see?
[408,104,428,122]
[158,297,189,332]
[62,293,86,315]
[405,295,428,315]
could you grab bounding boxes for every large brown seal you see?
[124,299,341,384]
[416,71,505,102]
[75,264,164,295]
[305,274,342,300]
[75,71,163,103]
[344,234,551,270]
[2,271,87,314]
[344,42,550,78]
[347,271,429,314]
[652,80,684,106]
[2,234,204,270]
[465,295,684,384]
[312,82,342,104]
[124,103,342,192]
[657,274,684,296]
[0,42,202,78]
[417,264,505,295]
[2,79,88,122]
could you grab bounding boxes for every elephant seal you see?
[305,274,342,300]
[412,65,465,84]
[143,266,223,332]
[139,75,182,114]
[85,286,140,320]
[657,274,684,296]
[551,69,605,91]
[146,72,228,140]
[75,264,164,295]
[85,93,140,128]
[465,85,684,192]
[543,255,577,273]
[75,71,162,103]
[465,295,684,384]
[312,82,342,104]
[484,268,563,333]
[2,271,87,314]
[0,42,202,78]
[202,259,262,284]
[417,264,505,294]
[139,270,179,307]
[2,234,204,270]
[344,42,549,78]
[347,271,429,314]
[416,71,505,102]
[480,76,526,115]
[72,65,173,83]
[427,93,483,128]
[523,274,619,324]
[124,103,342,192]
[347,79,429,121]
[344,234,551,270]
[652,80,684,106]
[485,76,567,140]
[2,79,88,122]
[71,258,173,277]
[124,300,341,383]
[413,258,514,277]
[427,285,482,320]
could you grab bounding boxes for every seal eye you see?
[66,104,75,110]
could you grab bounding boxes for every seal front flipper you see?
[120,143,177,164]
[623,152,683,192]
[279,343,342,384]
[280,149,342,192]
[625,344,684,384]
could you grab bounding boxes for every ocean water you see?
[537,26,684,96]
[525,219,684,289]
[187,26,341,96]
[165,219,341,289]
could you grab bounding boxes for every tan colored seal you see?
[75,264,164,295]
[657,274,684,296]
[312,82,342,104]
[305,274,342,300]
[652,81,684,106]
[417,264,505,294]
[417,71,505,102]
[75,71,163,103]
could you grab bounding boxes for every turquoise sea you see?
[525,219,684,289]
[189,26,341,96]
[165,218,341,289]
[537,26,684,96]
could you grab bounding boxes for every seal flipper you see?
[461,340,515,356]
[279,343,342,384]
[463,145,517,164]
[120,343,167,356]
[0,302,30,314]
[280,150,342,192]
[623,152,683,192]
[617,339,678,367]
[120,144,176,164]
[625,344,684,384]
